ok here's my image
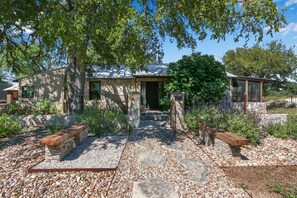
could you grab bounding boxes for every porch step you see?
[140,112,170,121]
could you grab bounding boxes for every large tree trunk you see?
[66,56,85,114]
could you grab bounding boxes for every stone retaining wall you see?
[231,102,267,114]
[259,114,288,128]
[14,115,75,129]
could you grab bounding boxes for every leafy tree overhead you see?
[0,0,286,113]
[223,40,297,82]
[164,52,228,106]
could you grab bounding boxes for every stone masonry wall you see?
[15,115,75,129]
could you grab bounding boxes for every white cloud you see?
[285,0,297,6]
[279,23,297,35]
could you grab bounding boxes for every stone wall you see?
[258,114,288,128]
[84,77,169,112]
[15,115,75,129]
[19,68,66,103]
[231,102,267,114]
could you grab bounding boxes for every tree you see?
[164,52,228,105]
[0,0,286,113]
[223,40,297,82]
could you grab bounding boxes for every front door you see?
[145,82,159,109]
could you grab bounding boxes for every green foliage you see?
[165,53,228,106]
[75,107,128,136]
[184,106,261,145]
[0,1,286,113]
[4,103,29,115]
[269,183,297,198]
[32,98,60,115]
[5,98,61,115]
[0,114,21,138]
[267,114,297,140]
[223,40,297,82]
[47,123,63,135]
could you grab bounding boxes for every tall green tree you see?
[223,40,297,81]
[0,0,286,113]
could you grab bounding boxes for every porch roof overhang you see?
[229,76,277,83]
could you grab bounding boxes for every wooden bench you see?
[198,124,249,157]
[40,123,89,162]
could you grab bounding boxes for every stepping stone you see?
[178,158,210,184]
[162,143,184,152]
[135,139,153,149]
[132,178,178,198]
[138,153,166,167]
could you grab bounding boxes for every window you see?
[22,86,34,98]
[89,81,101,100]
[248,81,260,102]
[232,80,245,102]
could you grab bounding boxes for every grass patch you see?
[267,107,297,114]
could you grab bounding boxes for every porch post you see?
[260,81,263,102]
[245,80,248,103]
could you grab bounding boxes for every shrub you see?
[75,106,128,136]
[32,98,60,115]
[4,103,29,115]
[47,123,63,135]
[267,114,297,140]
[0,114,21,138]
[184,106,261,145]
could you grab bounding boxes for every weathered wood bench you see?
[198,124,249,157]
[40,123,89,162]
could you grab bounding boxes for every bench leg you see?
[44,138,76,162]
[74,128,89,145]
[229,146,241,158]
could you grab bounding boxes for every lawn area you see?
[267,107,297,114]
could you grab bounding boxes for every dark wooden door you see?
[146,82,159,109]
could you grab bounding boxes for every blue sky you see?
[162,0,297,63]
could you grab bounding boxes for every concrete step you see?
[140,112,170,121]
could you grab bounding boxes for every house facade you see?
[17,65,171,112]
[15,65,273,113]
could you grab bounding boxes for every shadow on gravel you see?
[0,131,45,150]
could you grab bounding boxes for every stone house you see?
[17,65,171,112]
[16,65,274,113]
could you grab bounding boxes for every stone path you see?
[107,121,250,197]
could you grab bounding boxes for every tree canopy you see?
[223,40,297,82]
[164,52,228,105]
[0,0,287,113]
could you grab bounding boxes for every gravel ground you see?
[107,122,249,197]
[1,122,296,197]
[186,131,297,167]
[0,132,115,197]
[32,136,127,170]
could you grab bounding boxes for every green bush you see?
[47,123,63,134]
[184,106,261,145]
[4,98,60,115]
[267,114,297,140]
[32,98,60,115]
[75,106,128,136]
[0,114,21,138]
[4,103,29,115]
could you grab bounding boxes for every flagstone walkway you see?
[107,121,250,197]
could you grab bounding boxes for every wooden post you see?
[260,81,263,102]
[245,80,248,103]
[243,93,247,114]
